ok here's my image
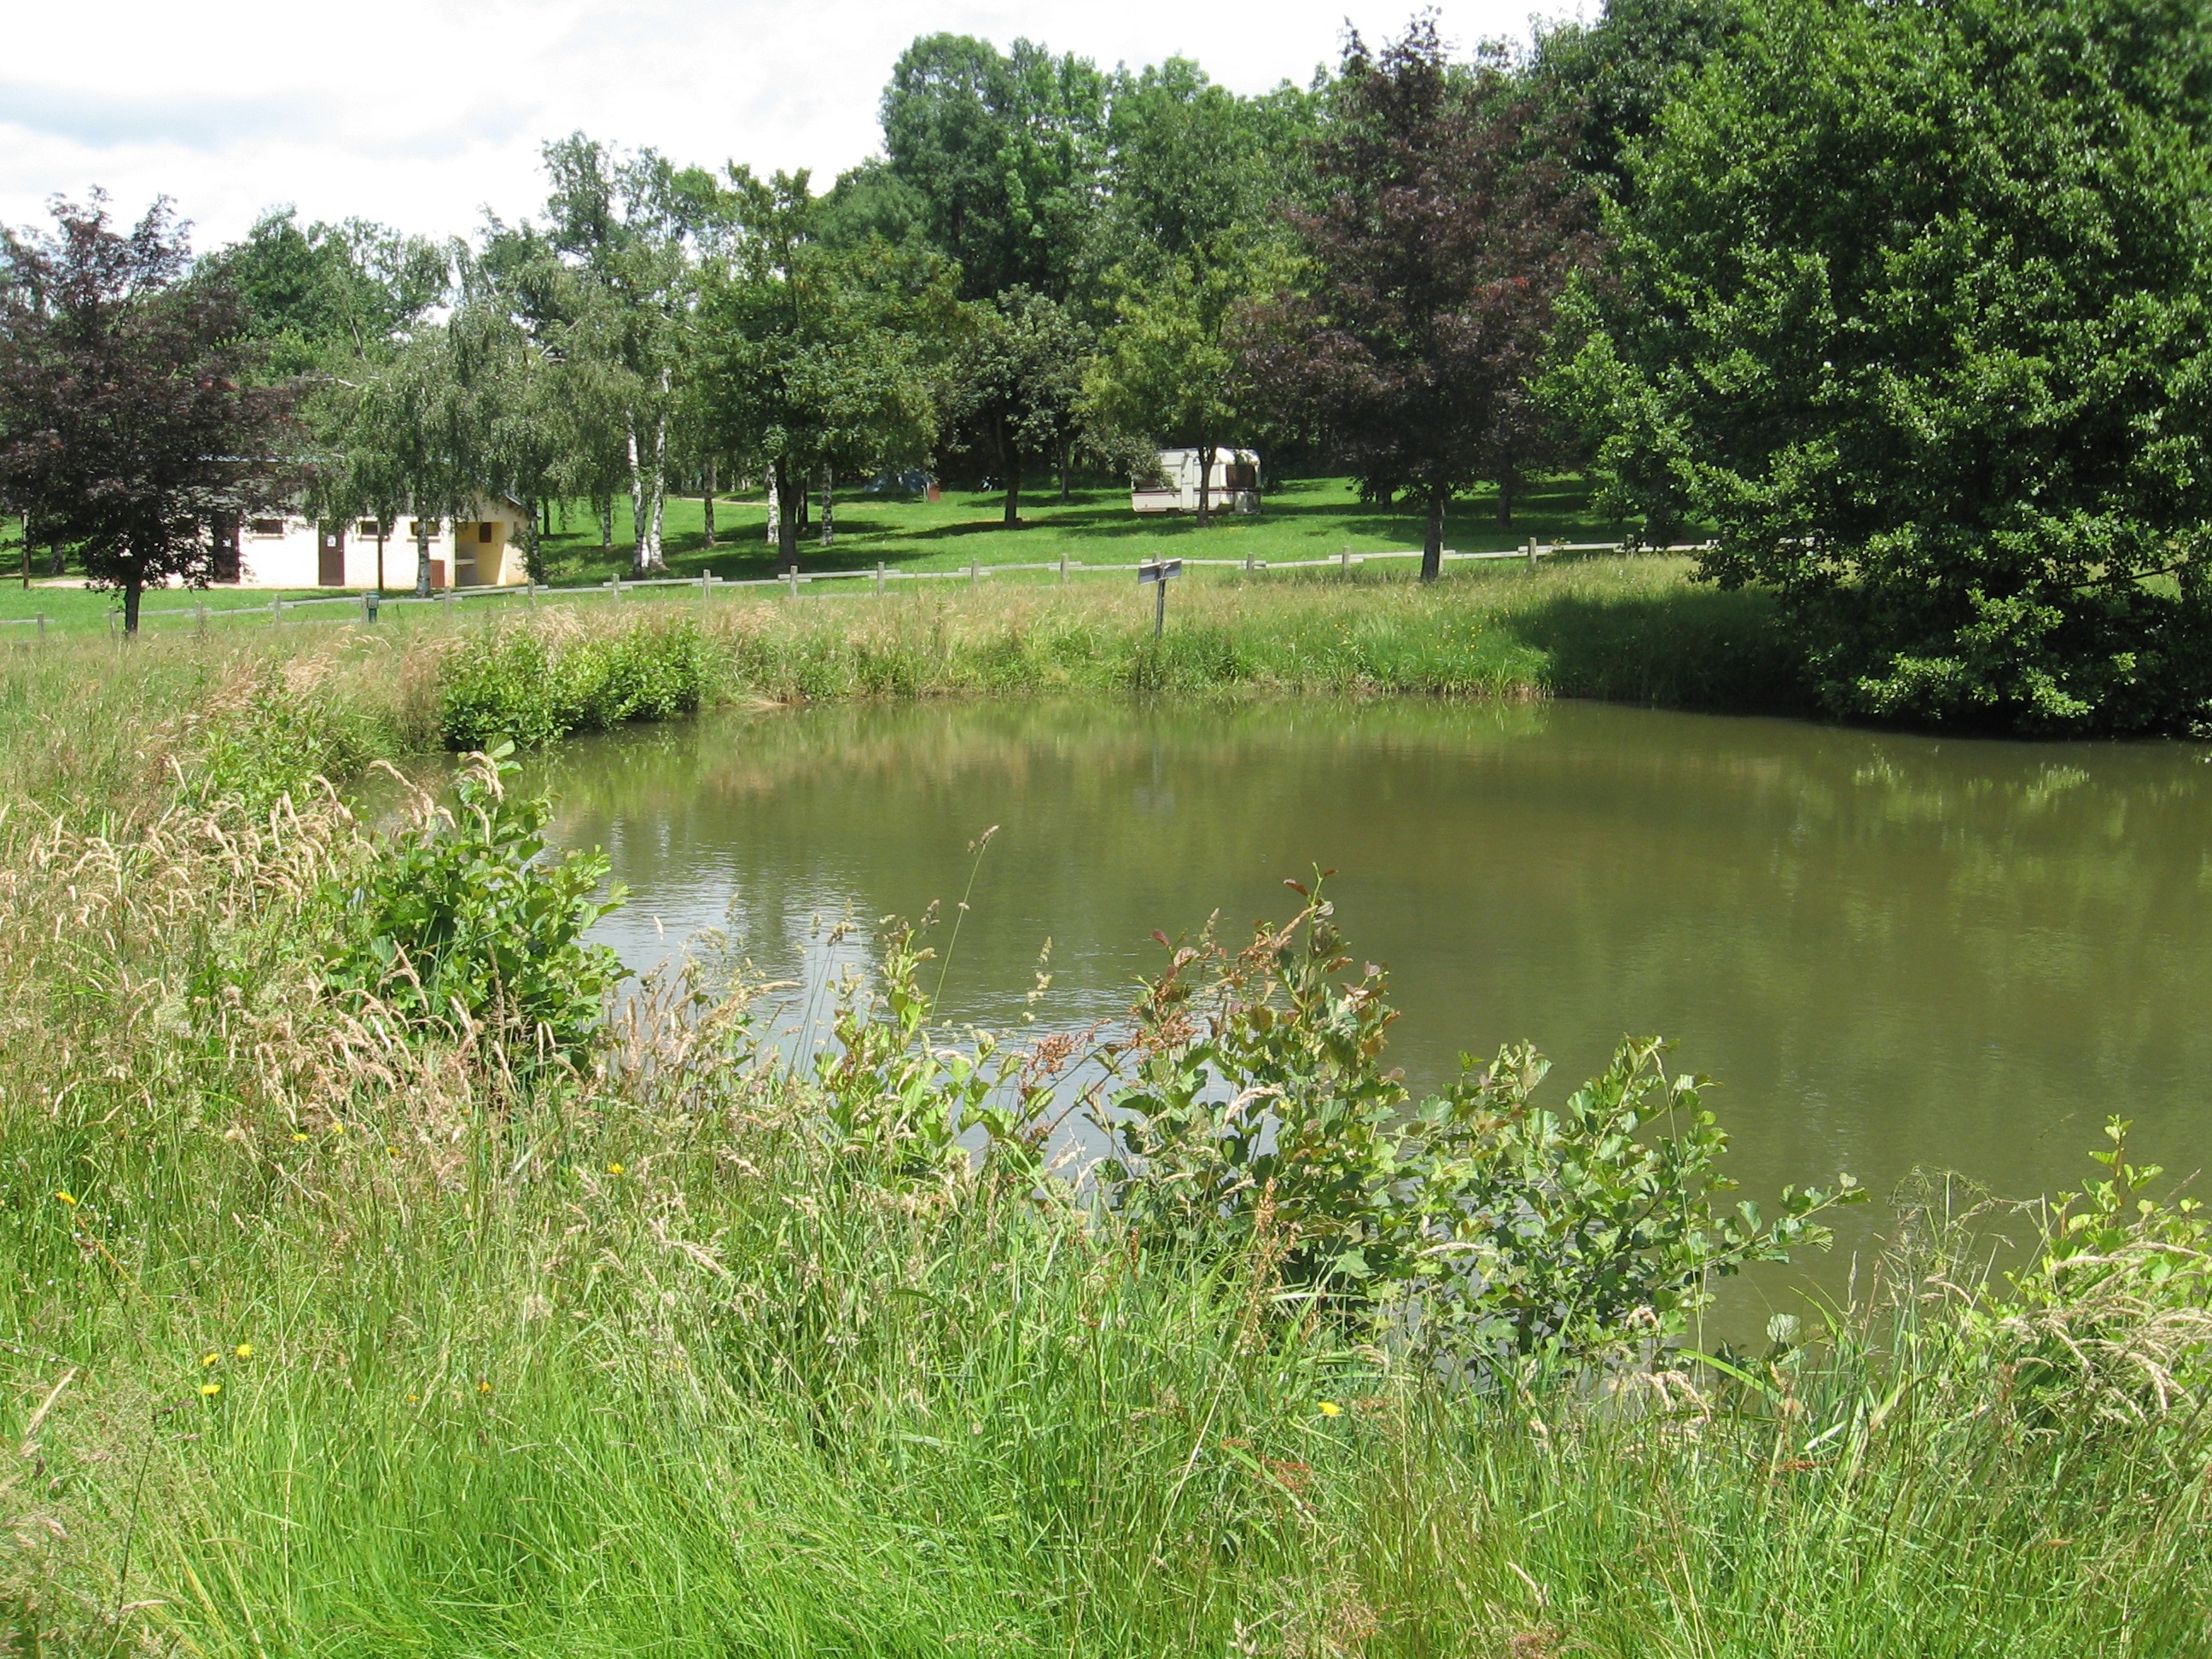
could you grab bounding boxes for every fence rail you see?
[3,537,1714,643]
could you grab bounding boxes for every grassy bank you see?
[0,678,2204,1656]
[0,556,1803,805]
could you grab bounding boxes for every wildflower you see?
[1317,1400,1343,1417]
[291,1133,308,1144]
[200,1382,220,1397]
[387,1146,400,1157]
[477,1380,492,1395]
[53,1191,76,1207]
[234,1343,253,1359]
[201,1351,220,1367]
[607,1162,624,1176]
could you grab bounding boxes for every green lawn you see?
[0,475,1629,639]
[535,472,1623,584]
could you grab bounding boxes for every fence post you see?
[1059,553,1068,584]
[969,558,980,590]
[1245,554,1255,574]
[271,597,282,626]
[358,592,370,626]
[527,582,538,609]
[611,574,622,603]
[701,570,711,615]
[876,561,886,593]
[788,567,800,598]
[1341,547,1353,577]
[1526,538,1537,570]
[35,613,45,646]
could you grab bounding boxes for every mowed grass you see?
[0,475,1639,639]
[534,472,1623,585]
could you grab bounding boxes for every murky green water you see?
[532,697,2212,1276]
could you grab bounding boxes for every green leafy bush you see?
[439,617,707,750]
[322,746,627,1056]
[1099,881,1863,1370]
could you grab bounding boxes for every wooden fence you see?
[0,538,1713,643]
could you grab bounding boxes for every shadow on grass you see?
[1501,579,1810,712]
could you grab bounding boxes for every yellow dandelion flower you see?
[53,1191,76,1207]
[200,1382,221,1397]
[291,1133,308,1144]
[387,1145,400,1157]
[607,1162,624,1176]
[1317,1400,1343,1417]
[201,1351,220,1367]
[477,1380,492,1395]
[234,1343,253,1359]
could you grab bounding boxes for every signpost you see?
[1139,558,1181,637]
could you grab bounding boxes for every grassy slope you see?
[0,573,2204,1655]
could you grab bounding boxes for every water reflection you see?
[527,698,2212,1278]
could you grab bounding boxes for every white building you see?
[210,499,535,590]
[1131,448,1261,515]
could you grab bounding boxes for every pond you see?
[530,697,2212,1286]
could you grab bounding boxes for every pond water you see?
[530,697,2212,1287]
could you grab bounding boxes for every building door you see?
[317,524,346,586]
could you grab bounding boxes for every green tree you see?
[882,33,1107,302]
[1084,239,1290,525]
[1089,59,1318,289]
[1569,0,2212,731]
[697,171,952,572]
[523,136,721,575]
[944,287,1091,526]
[201,209,446,378]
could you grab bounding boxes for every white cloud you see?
[1,0,1564,252]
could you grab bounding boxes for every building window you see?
[248,519,285,538]
[478,521,495,544]
[408,520,441,540]
[357,520,382,537]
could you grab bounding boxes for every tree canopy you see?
[0,195,300,630]
[1561,0,2212,731]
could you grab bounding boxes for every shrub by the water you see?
[439,614,709,749]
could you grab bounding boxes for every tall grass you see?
[0,679,2202,1656]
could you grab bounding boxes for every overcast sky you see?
[2,0,1563,254]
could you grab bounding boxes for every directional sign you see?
[1138,559,1182,585]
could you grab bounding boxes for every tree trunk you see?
[626,421,663,575]
[122,569,143,635]
[375,527,387,591]
[1000,421,1021,527]
[521,498,544,583]
[1422,486,1447,584]
[1495,470,1516,529]
[766,477,779,544]
[416,521,434,597]
[597,498,614,550]
[1196,440,1216,528]
[819,463,835,547]
[47,540,62,577]
[702,458,718,547]
[775,460,800,573]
